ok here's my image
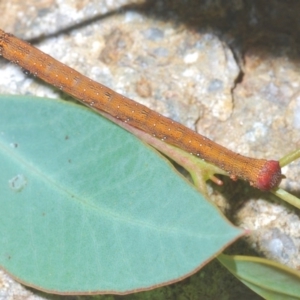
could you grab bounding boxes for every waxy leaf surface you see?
[0,96,242,294]
[219,254,300,300]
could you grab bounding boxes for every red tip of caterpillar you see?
[254,160,282,191]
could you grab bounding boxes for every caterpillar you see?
[0,29,282,191]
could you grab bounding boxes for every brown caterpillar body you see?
[0,29,282,190]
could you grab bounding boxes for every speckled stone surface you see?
[0,0,299,299]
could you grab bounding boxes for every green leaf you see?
[218,254,300,300]
[0,95,242,294]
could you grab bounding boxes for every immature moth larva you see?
[0,29,282,190]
